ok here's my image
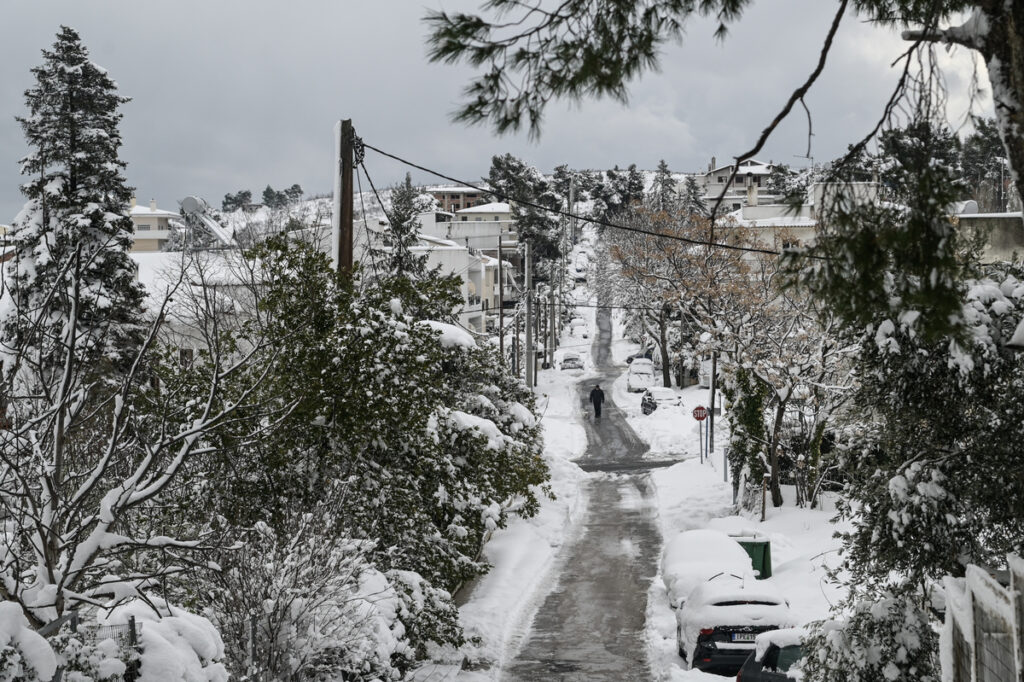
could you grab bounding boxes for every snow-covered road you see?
[504,303,662,680]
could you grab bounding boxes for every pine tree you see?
[1,26,145,379]
[650,159,677,212]
[625,163,645,207]
[679,175,706,217]
[379,173,430,278]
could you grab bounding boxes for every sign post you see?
[693,406,708,462]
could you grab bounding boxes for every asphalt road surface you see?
[503,304,661,681]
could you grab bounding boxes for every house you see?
[129,197,182,252]
[427,185,489,213]
[689,157,780,211]
[455,202,511,222]
[418,209,518,254]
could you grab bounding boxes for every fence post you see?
[126,615,140,682]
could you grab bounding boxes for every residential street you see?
[503,304,661,681]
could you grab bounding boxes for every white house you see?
[129,197,181,252]
[455,202,511,222]
[690,158,780,211]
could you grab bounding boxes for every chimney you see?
[130,196,137,208]
[149,198,157,211]
[746,182,758,207]
[710,156,716,172]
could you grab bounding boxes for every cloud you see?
[0,1,998,222]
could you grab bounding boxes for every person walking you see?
[589,384,605,419]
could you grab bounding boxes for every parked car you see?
[627,362,656,392]
[569,318,589,338]
[736,629,806,681]
[698,358,713,388]
[560,352,584,371]
[641,387,680,415]
[661,529,753,610]
[676,575,794,675]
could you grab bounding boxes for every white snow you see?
[419,320,477,348]
[0,602,57,680]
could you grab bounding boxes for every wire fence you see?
[44,612,142,682]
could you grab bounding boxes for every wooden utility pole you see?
[498,239,505,363]
[549,285,556,367]
[525,242,534,388]
[332,119,355,272]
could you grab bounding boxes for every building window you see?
[717,176,726,184]
[461,216,468,221]
[452,204,460,210]
[475,217,483,221]
[137,223,151,231]
[178,348,194,367]
[732,203,741,210]
[467,193,477,198]
[494,216,500,220]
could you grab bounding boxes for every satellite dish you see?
[179,196,209,216]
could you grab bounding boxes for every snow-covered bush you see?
[0,602,56,682]
[803,584,939,682]
[101,598,227,682]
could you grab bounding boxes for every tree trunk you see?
[980,3,1024,212]
[659,308,671,387]
[768,400,786,507]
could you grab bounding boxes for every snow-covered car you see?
[676,575,795,675]
[627,360,656,392]
[640,387,679,415]
[569,318,589,338]
[661,529,752,609]
[698,357,717,388]
[560,352,584,371]
[736,629,806,681]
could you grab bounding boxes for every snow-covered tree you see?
[485,153,562,264]
[649,160,677,213]
[0,30,280,633]
[679,175,706,217]
[1,25,145,380]
[376,173,432,278]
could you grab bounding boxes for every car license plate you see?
[732,633,757,642]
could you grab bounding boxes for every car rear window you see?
[712,600,781,607]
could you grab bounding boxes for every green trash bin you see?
[735,536,772,579]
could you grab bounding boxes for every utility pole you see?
[332,119,354,272]
[549,284,556,367]
[569,177,576,244]
[708,220,717,457]
[525,242,534,388]
[498,239,505,363]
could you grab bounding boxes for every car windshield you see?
[776,645,803,671]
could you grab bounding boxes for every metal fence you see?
[945,554,1023,682]
[44,612,141,682]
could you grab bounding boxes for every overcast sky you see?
[0,1,989,222]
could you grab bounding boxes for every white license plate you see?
[732,633,757,642]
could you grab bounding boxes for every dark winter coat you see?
[589,387,605,406]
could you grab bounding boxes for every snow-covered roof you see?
[457,202,510,214]
[413,234,465,250]
[427,185,486,194]
[130,205,180,219]
[706,159,774,176]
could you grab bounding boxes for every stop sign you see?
[692,406,708,421]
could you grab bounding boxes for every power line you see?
[360,140,786,258]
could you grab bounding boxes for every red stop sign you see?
[692,406,708,421]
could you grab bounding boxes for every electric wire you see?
[360,140,789,258]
